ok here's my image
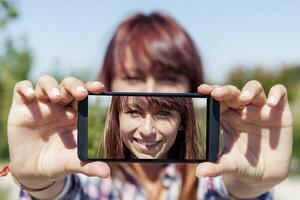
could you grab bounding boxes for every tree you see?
[226,66,300,102]
[0,39,32,159]
[0,0,32,160]
[0,0,18,28]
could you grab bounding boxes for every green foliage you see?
[226,66,300,102]
[0,39,32,159]
[291,101,300,169]
[88,100,107,158]
[0,0,18,28]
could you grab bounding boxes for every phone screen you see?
[78,92,219,162]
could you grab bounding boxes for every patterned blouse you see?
[20,164,272,200]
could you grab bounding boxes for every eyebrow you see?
[116,64,147,77]
[152,68,184,78]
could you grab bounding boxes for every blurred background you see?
[0,0,299,199]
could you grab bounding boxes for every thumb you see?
[196,155,236,178]
[66,151,110,178]
[76,161,111,178]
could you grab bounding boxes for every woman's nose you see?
[145,77,156,92]
[139,114,155,137]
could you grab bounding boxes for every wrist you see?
[20,178,66,200]
[223,174,274,199]
[14,179,57,192]
[10,169,67,200]
[15,178,57,191]
[9,163,56,190]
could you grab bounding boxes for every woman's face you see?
[112,72,190,93]
[119,98,182,159]
[111,50,190,93]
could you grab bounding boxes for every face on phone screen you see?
[87,95,207,161]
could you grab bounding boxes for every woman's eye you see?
[123,76,143,83]
[156,111,171,118]
[159,76,179,83]
[126,110,141,117]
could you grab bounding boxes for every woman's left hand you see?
[196,81,293,198]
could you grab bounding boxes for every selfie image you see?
[87,95,207,160]
[1,1,300,200]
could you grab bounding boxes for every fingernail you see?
[196,171,206,179]
[200,84,210,88]
[214,88,225,95]
[92,81,103,87]
[267,95,278,106]
[196,167,205,178]
[66,110,75,119]
[197,175,206,179]
[76,86,87,95]
[240,90,251,98]
[26,88,35,95]
[51,88,61,96]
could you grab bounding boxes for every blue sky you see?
[3,0,300,83]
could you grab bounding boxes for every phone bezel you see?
[78,92,219,163]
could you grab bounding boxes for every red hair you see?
[98,12,204,92]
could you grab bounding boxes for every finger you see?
[35,75,61,103]
[66,150,110,178]
[239,80,267,106]
[196,154,237,178]
[267,84,288,107]
[211,85,241,101]
[79,161,110,178]
[13,80,36,105]
[212,85,245,111]
[197,84,219,94]
[221,109,263,133]
[85,81,105,94]
[199,84,243,113]
[198,84,241,103]
[198,84,245,113]
[224,104,292,130]
[20,103,77,127]
[60,77,88,103]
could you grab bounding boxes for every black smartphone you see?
[78,92,219,163]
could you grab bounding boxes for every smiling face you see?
[118,97,182,159]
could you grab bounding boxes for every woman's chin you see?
[131,152,166,159]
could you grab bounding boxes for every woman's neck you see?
[131,163,167,182]
[143,164,167,181]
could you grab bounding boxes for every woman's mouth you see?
[133,137,162,149]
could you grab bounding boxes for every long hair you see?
[98,12,204,92]
[96,12,205,200]
[99,96,204,160]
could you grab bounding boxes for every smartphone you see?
[78,92,219,163]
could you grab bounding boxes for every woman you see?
[6,12,293,199]
[100,96,203,160]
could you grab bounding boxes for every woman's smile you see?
[133,137,162,147]
[132,137,163,152]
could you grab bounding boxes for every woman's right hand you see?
[7,75,110,189]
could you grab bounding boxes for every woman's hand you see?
[7,75,110,190]
[196,81,293,198]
